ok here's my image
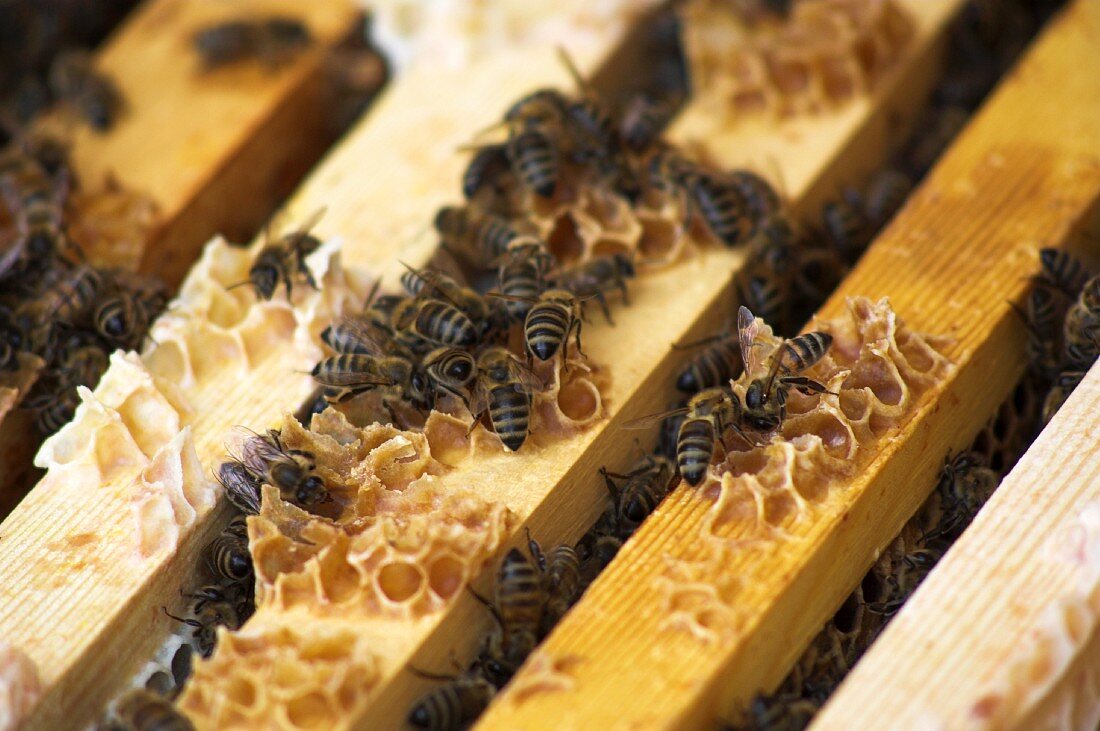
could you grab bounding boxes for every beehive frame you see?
[1,1,1099,730]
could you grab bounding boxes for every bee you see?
[233,210,324,300]
[48,50,123,131]
[673,324,742,394]
[820,191,871,265]
[862,168,912,229]
[471,347,541,452]
[321,313,393,356]
[193,16,311,69]
[526,531,582,633]
[1010,286,1061,380]
[644,148,698,197]
[217,459,262,515]
[422,347,477,405]
[627,386,753,487]
[733,691,820,731]
[311,353,430,410]
[108,689,194,731]
[400,264,491,333]
[24,379,82,435]
[392,294,480,349]
[462,143,512,200]
[472,547,545,687]
[58,344,109,388]
[1042,369,1085,424]
[206,516,252,584]
[726,170,781,223]
[433,205,470,252]
[735,270,790,337]
[932,451,999,540]
[162,584,244,658]
[407,667,495,731]
[42,264,104,323]
[238,429,328,506]
[576,511,623,582]
[555,47,615,165]
[1039,248,1090,297]
[93,290,153,349]
[502,88,569,129]
[619,94,674,152]
[689,173,755,248]
[507,128,559,199]
[523,289,585,362]
[739,306,833,433]
[552,254,636,324]
[600,453,676,538]
[1062,275,1100,368]
[497,239,550,322]
[0,169,70,280]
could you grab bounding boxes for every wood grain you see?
[475,2,1100,728]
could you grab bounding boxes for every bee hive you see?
[1,1,1098,730]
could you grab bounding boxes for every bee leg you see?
[600,468,621,503]
[465,410,486,438]
[300,261,319,290]
[525,528,546,572]
[467,586,504,628]
[572,317,586,360]
[595,293,614,325]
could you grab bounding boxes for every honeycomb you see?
[177,617,380,731]
[0,642,40,731]
[32,352,215,557]
[702,297,953,534]
[144,234,372,390]
[679,0,914,121]
[965,501,1100,730]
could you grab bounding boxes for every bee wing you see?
[486,291,538,305]
[737,305,766,376]
[623,406,690,430]
[234,427,282,475]
[325,315,390,354]
[508,358,546,392]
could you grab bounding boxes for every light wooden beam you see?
[476,2,1100,728]
[228,2,962,729]
[62,0,365,285]
[813,371,1100,728]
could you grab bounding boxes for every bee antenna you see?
[555,45,589,93]
[225,280,253,292]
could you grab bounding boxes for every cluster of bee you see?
[408,533,582,731]
[1019,248,1099,423]
[192,15,312,71]
[0,124,167,436]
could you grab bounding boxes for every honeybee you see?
[472,547,545,687]
[932,451,998,540]
[672,324,742,394]
[552,254,636,323]
[820,191,871,265]
[735,271,790,338]
[217,459,262,515]
[863,168,912,229]
[400,264,491,333]
[738,306,833,433]
[1039,247,1090,297]
[422,347,477,405]
[321,312,393,356]
[507,128,559,199]
[163,583,245,658]
[48,50,123,131]
[93,290,154,349]
[619,94,674,152]
[234,210,324,300]
[1010,286,1061,380]
[108,689,194,731]
[628,386,753,487]
[193,16,311,69]
[238,428,328,506]
[392,294,480,349]
[1062,275,1100,368]
[726,170,782,223]
[733,691,820,731]
[471,347,542,452]
[526,530,582,632]
[523,289,585,362]
[501,88,569,129]
[407,666,495,731]
[206,516,252,584]
[0,169,70,280]
[576,510,623,583]
[41,264,103,323]
[688,173,754,248]
[600,453,676,538]
[24,378,82,435]
[497,239,550,322]
[462,143,512,201]
[556,47,615,166]
[1042,369,1084,424]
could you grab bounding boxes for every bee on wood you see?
[738,306,833,433]
[407,666,495,731]
[522,289,585,362]
[193,16,311,70]
[232,210,324,301]
[619,94,674,152]
[462,143,513,201]
[217,459,262,515]
[422,347,477,406]
[507,127,559,199]
[48,50,123,131]
[862,168,912,230]
[1038,247,1090,298]
[1042,369,1085,424]
[1011,286,1061,380]
[688,173,754,248]
[672,323,743,394]
[627,386,754,487]
[470,347,541,452]
[472,547,545,687]
[551,253,635,324]
[206,516,252,584]
[106,689,194,731]
[1062,275,1100,368]
[526,530,582,633]
[162,583,245,658]
[0,169,71,280]
[600,453,676,538]
[237,428,328,506]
